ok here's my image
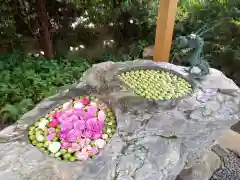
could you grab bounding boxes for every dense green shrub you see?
[0,52,92,127]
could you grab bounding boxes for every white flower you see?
[36,135,44,142]
[86,145,92,150]
[95,139,106,149]
[90,102,97,107]
[48,142,61,153]
[107,129,112,134]
[81,147,87,152]
[74,102,84,109]
[102,134,108,139]
[38,118,49,130]
[62,101,72,110]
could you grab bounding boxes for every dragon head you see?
[174,34,204,59]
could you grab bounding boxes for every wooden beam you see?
[153,0,179,62]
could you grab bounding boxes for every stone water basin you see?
[0,60,239,180]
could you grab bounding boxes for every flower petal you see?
[47,134,55,141]
[95,139,106,149]
[48,142,61,153]
[98,111,106,121]
[75,151,89,160]
[74,102,84,109]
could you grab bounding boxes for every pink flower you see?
[82,130,93,138]
[68,114,79,122]
[75,151,89,160]
[86,145,92,150]
[86,105,98,117]
[60,130,68,139]
[98,119,105,130]
[47,133,55,141]
[86,118,101,133]
[74,120,86,131]
[98,111,106,121]
[82,107,98,119]
[98,103,108,110]
[85,138,91,145]
[78,139,86,148]
[74,129,83,137]
[48,119,60,128]
[70,143,81,152]
[88,147,99,156]
[52,110,62,119]
[81,97,90,105]
[74,109,84,119]
[63,109,74,117]
[67,130,77,142]
[92,133,102,139]
[48,128,55,134]
[61,142,71,149]
[61,121,73,130]
[81,147,87,152]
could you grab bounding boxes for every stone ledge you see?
[215,129,240,157]
[176,150,221,180]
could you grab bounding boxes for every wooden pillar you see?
[153,0,179,62]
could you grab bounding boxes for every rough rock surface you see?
[0,60,240,180]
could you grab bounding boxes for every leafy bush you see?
[0,52,92,127]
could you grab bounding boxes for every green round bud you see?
[29,135,36,141]
[29,126,36,131]
[32,140,37,145]
[39,147,45,152]
[52,137,59,142]
[60,149,67,154]
[55,128,61,133]
[36,143,43,148]
[69,156,77,162]
[35,122,40,127]
[44,141,50,148]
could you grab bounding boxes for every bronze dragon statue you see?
[175,33,210,80]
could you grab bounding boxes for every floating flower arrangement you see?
[28,96,117,161]
[119,69,192,100]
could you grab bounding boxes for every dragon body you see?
[176,34,210,79]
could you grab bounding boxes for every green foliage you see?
[173,0,240,84]
[0,52,92,126]
[1,0,240,126]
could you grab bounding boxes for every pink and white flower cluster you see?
[29,96,116,161]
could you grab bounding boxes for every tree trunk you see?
[38,0,54,59]
[113,0,117,8]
